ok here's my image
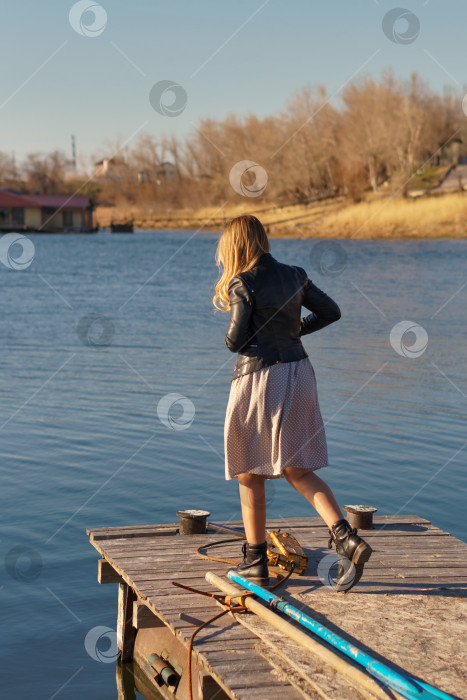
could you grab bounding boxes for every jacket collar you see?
[257,251,274,263]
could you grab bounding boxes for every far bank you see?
[95,192,467,239]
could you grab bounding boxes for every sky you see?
[1,0,466,166]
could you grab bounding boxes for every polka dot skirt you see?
[224,356,328,480]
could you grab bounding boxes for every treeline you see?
[1,71,465,210]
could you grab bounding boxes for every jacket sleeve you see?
[294,267,341,337]
[225,275,254,353]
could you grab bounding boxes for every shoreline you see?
[96,191,467,239]
[128,227,467,241]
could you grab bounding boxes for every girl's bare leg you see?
[236,473,267,543]
[283,466,343,528]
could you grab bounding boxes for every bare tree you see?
[23,150,72,194]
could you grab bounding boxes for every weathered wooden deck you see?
[87,515,467,700]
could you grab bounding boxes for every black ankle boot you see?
[229,540,269,585]
[328,519,372,592]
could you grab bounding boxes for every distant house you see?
[94,157,127,180]
[0,190,40,229]
[0,189,95,232]
[94,158,175,185]
[156,161,175,184]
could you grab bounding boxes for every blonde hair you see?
[213,215,270,311]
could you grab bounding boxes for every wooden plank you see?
[95,561,233,574]
[212,515,431,526]
[129,571,226,584]
[99,524,451,548]
[116,566,466,587]
[97,552,232,565]
[101,538,460,564]
[223,678,302,699]
[202,649,269,661]
[191,639,265,652]
[171,618,252,635]
[132,600,165,629]
[352,572,467,580]
[138,583,221,598]
[141,591,220,607]
[92,556,467,578]
[177,621,259,641]
[88,522,178,534]
[365,560,467,571]
[99,539,230,553]
[91,529,178,541]
[131,574,465,598]
[94,537,209,550]
[100,535,459,557]
[207,657,292,676]
[87,524,178,539]
[116,584,137,662]
[97,559,123,584]
[301,533,454,542]
[159,609,236,626]
[202,659,275,677]
[88,515,433,540]
[102,536,238,552]
[100,519,443,541]
[161,606,234,623]
[99,536,458,559]
[199,672,232,700]
[101,542,238,554]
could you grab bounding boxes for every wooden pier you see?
[87,515,467,700]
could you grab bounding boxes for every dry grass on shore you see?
[96,192,467,238]
[317,192,467,238]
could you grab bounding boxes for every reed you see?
[319,192,467,236]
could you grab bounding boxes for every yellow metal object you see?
[266,528,308,575]
[224,592,253,608]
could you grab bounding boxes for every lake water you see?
[1,230,466,699]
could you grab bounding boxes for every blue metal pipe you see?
[227,571,454,700]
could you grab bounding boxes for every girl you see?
[213,215,372,592]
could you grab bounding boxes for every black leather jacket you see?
[225,252,341,381]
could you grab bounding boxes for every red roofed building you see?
[0,189,95,232]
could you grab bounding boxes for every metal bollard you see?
[176,509,211,535]
[343,505,377,530]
